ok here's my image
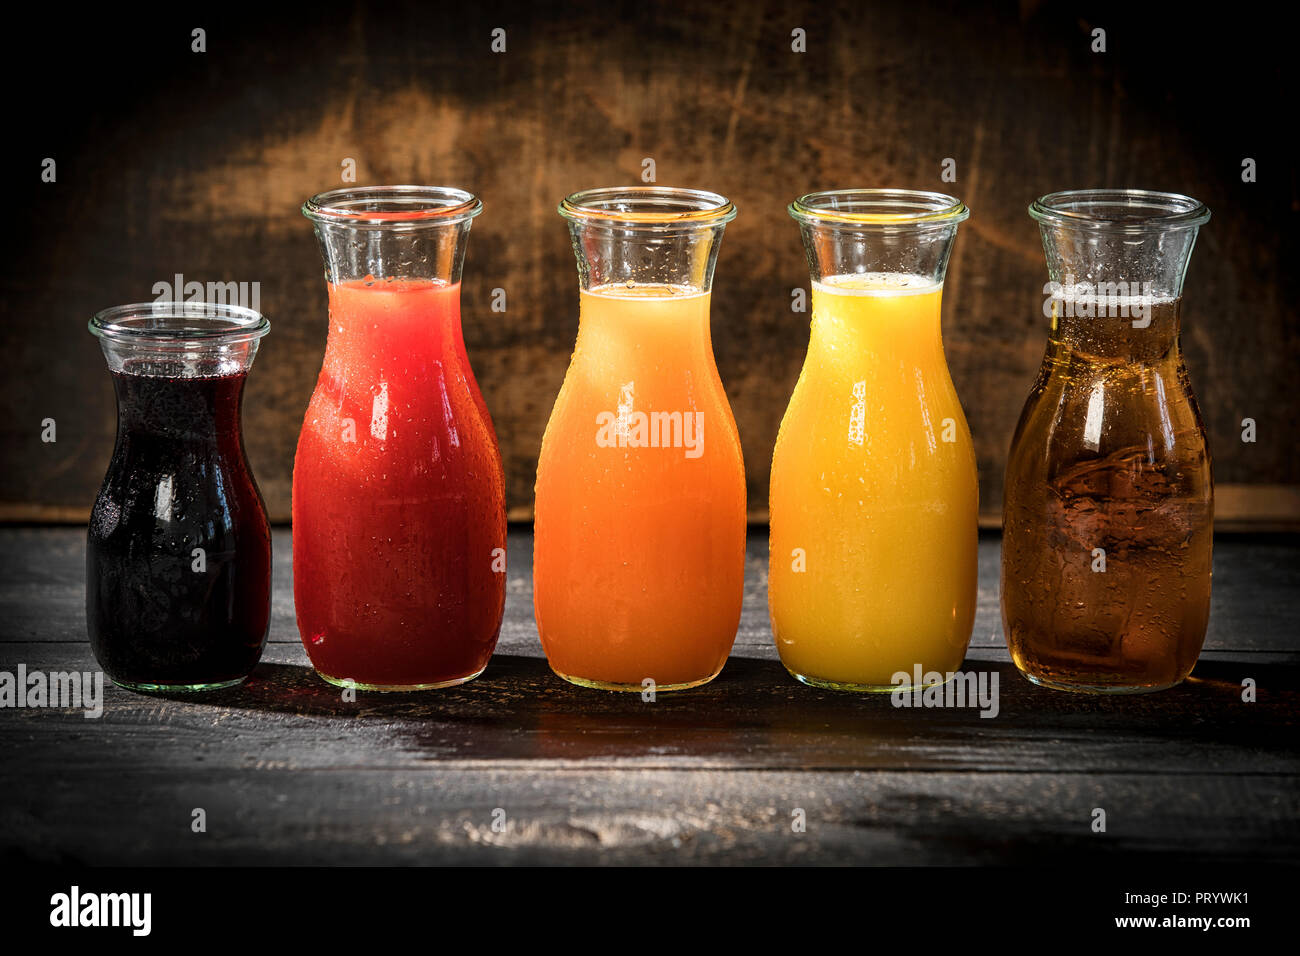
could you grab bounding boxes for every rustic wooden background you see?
[2,1,1295,526]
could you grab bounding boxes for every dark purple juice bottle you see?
[87,302,271,692]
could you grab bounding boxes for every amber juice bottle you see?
[1002,190,1213,693]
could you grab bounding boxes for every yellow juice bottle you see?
[770,190,977,691]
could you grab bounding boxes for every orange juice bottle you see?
[769,190,977,691]
[534,187,744,691]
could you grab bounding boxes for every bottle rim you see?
[89,302,270,347]
[789,189,969,229]
[558,186,737,229]
[302,185,483,227]
[1029,189,1210,233]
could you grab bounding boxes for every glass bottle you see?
[87,301,272,692]
[296,186,505,691]
[534,186,745,691]
[1002,189,1212,693]
[770,189,977,691]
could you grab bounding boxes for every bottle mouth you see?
[303,185,483,228]
[789,189,969,229]
[1030,189,1210,233]
[558,186,737,230]
[90,302,270,348]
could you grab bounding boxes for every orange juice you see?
[768,273,977,689]
[534,284,746,690]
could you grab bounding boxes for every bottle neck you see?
[1047,296,1183,363]
[322,279,464,373]
[576,285,713,356]
[809,279,946,360]
[800,220,959,288]
[1038,223,1192,365]
[314,218,472,289]
[114,366,246,442]
[569,224,724,295]
[1038,219,1198,306]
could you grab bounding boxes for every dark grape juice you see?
[87,363,271,690]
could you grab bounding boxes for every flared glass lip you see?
[302,185,483,227]
[558,186,737,229]
[1030,189,1210,233]
[790,189,969,228]
[89,302,270,346]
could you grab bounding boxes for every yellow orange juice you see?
[768,273,977,689]
[534,284,746,690]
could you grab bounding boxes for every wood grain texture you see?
[7,766,1295,865]
[1,527,1297,864]
[0,2,1296,524]
[4,527,1298,652]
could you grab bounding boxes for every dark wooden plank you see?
[2,524,1297,865]
[2,642,1295,776]
[5,767,1295,866]
[3,527,1297,653]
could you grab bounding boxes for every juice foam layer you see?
[1051,292,1178,308]
[814,272,941,296]
[587,282,708,299]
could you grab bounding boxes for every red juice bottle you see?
[295,187,505,690]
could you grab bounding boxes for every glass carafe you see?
[770,189,977,691]
[534,186,745,691]
[1002,189,1212,693]
[87,302,272,692]
[296,186,505,691]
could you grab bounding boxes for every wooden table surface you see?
[1,527,1296,865]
